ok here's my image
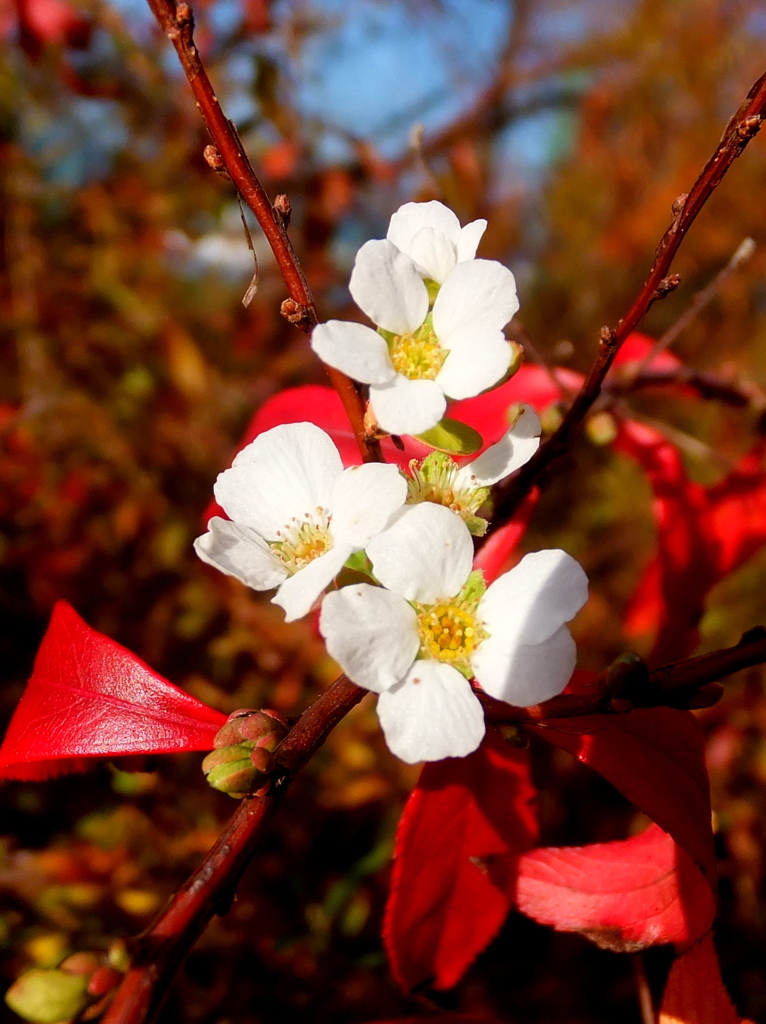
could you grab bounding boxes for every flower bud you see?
[5,967,90,1023]
[201,711,288,799]
[213,709,288,750]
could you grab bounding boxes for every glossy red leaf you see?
[659,934,752,1024]
[384,728,538,993]
[619,420,766,663]
[516,822,715,952]
[0,602,227,779]
[530,708,715,888]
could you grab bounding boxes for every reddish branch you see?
[145,0,381,463]
[489,69,766,530]
[481,626,766,724]
[102,628,766,1024]
[101,675,364,1024]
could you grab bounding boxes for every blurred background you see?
[1,0,766,1020]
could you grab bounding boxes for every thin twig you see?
[632,954,655,1024]
[632,236,756,377]
[487,70,766,532]
[606,365,759,409]
[482,626,766,723]
[145,0,381,463]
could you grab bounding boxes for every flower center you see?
[387,318,447,381]
[270,507,333,573]
[414,586,488,677]
[407,453,490,534]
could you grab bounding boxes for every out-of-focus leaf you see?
[659,933,753,1023]
[530,708,715,888]
[0,602,226,779]
[472,492,539,583]
[516,822,715,952]
[384,728,538,993]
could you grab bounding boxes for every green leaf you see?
[415,417,483,455]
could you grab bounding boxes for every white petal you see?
[408,227,457,284]
[432,260,519,344]
[366,502,473,603]
[479,550,589,647]
[472,624,576,707]
[330,463,407,548]
[311,320,396,385]
[435,332,512,400]
[350,239,428,335]
[456,219,487,262]
[216,423,342,537]
[194,518,287,591]
[376,660,486,763]
[387,201,461,254]
[272,545,351,622]
[319,584,419,692]
[454,406,541,487]
[368,376,446,436]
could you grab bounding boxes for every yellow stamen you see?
[388,321,447,380]
[270,506,332,572]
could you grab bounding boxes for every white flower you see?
[194,422,407,622]
[319,502,588,763]
[406,405,541,534]
[311,201,519,437]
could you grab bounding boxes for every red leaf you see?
[616,420,712,662]
[705,443,766,576]
[659,934,751,1023]
[516,823,715,952]
[531,708,715,888]
[472,492,538,583]
[0,602,226,779]
[384,728,538,993]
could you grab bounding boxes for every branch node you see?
[652,273,681,301]
[738,114,763,140]
[599,325,617,351]
[273,194,292,230]
[671,192,688,217]
[203,144,230,179]
[175,0,193,29]
[280,297,314,331]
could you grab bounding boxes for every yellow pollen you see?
[388,322,447,380]
[415,599,486,673]
[270,507,332,572]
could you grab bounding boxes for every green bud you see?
[204,710,288,798]
[204,757,260,797]
[6,968,89,1024]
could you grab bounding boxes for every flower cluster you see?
[195,201,588,763]
[311,201,521,436]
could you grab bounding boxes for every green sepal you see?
[344,550,373,575]
[465,514,489,537]
[459,569,487,606]
[415,417,483,455]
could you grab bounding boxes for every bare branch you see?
[145,0,381,463]
[488,70,766,531]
